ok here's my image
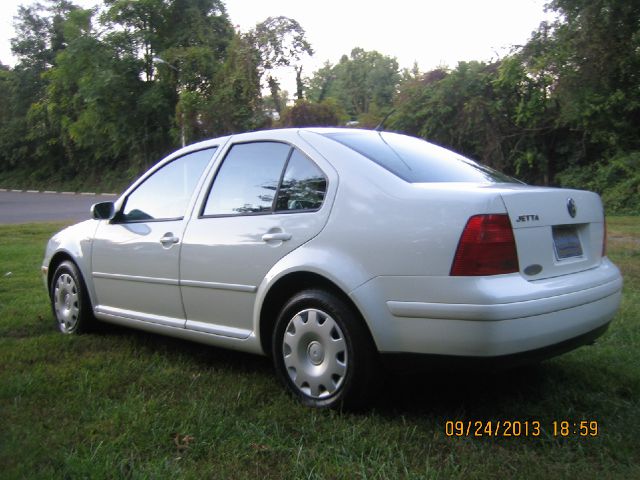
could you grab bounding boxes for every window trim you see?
[114,146,218,224]
[198,140,328,219]
[272,147,295,212]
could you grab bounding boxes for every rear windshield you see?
[324,131,521,184]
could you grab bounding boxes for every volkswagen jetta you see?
[42,128,623,408]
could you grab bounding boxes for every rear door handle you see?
[262,232,292,242]
[160,233,180,246]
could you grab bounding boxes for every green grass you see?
[1,219,638,479]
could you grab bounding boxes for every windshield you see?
[324,131,522,184]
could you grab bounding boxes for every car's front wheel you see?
[272,289,377,409]
[50,260,94,334]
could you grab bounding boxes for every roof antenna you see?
[374,109,396,131]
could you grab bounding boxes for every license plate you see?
[553,226,583,260]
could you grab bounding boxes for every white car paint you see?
[43,128,623,364]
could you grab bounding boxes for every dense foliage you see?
[0,0,296,190]
[390,0,640,208]
[0,0,638,213]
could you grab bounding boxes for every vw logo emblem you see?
[567,198,577,218]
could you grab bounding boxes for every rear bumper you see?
[386,274,620,322]
[350,259,622,358]
[381,322,611,372]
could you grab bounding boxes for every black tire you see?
[272,289,378,409]
[50,260,94,334]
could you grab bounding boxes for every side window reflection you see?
[203,142,291,216]
[121,148,215,222]
[276,150,327,211]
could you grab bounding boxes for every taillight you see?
[450,214,519,276]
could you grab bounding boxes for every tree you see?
[519,0,640,162]
[102,0,168,81]
[390,0,639,193]
[391,58,562,183]
[307,48,400,124]
[0,1,82,178]
[0,65,28,172]
[208,33,264,135]
[248,16,313,104]
[279,99,343,127]
[39,6,153,174]
[1,0,242,189]
[104,0,234,144]
[530,0,640,206]
[306,61,336,103]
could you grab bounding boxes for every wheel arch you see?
[47,251,96,311]
[44,220,99,302]
[47,251,77,292]
[258,271,377,358]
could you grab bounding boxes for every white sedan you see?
[42,128,623,408]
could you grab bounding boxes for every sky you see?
[1,0,554,93]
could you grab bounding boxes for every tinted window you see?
[121,148,215,222]
[276,150,327,211]
[325,131,520,183]
[203,142,291,216]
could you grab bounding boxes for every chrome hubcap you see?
[282,308,347,399]
[53,273,79,333]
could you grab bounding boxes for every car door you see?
[180,141,332,338]
[91,147,216,327]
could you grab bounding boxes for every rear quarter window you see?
[276,149,327,212]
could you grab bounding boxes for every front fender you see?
[43,220,100,304]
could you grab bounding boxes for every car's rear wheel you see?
[272,289,377,409]
[51,260,94,334]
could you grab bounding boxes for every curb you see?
[0,188,117,196]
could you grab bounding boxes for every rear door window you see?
[202,142,328,217]
[203,142,291,216]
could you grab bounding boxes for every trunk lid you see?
[499,186,605,280]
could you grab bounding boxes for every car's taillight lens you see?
[450,214,519,276]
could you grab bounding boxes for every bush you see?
[279,100,343,127]
[556,152,640,215]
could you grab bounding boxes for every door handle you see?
[262,232,292,242]
[160,233,180,246]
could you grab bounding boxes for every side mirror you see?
[91,201,116,220]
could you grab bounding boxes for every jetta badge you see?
[567,198,577,218]
[516,214,540,223]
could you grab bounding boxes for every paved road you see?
[0,191,118,224]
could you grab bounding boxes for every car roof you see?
[190,127,381,145]
[168,127,384,160]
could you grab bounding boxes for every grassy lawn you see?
[1,220,638,479]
